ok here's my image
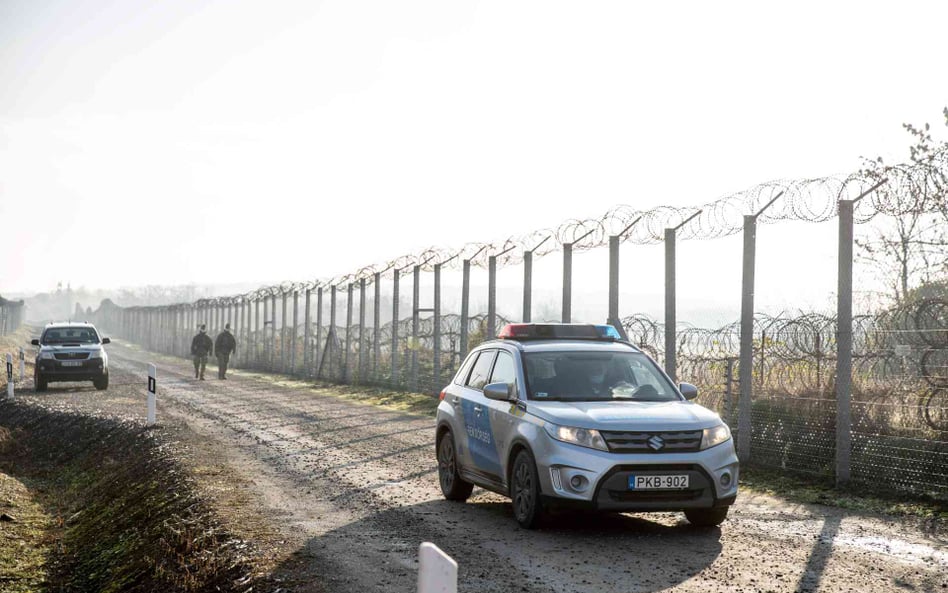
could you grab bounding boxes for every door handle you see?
[474,405,483,414]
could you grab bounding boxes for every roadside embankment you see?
[0,401,255,592]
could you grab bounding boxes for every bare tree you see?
[858,108,948,303]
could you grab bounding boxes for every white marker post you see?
[5,354,13,399]
[18,348,25,382]
[146,363,157,426]
[417,542,457,593]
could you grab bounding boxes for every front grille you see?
[54,352,90,360]
[600,430,702,453]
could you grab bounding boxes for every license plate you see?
[60,361,83,367]
[629,474,689,490]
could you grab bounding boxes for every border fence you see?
[88,161,947,500]
[0,296,25,336]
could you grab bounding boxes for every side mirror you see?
[31,339,40,346]
[101,337,111,345]
[679,382,699,400]
[483,382,514,401]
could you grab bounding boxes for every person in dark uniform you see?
[190,324,213,380]
[215,323,237,380]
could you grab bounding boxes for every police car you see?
[435,323,738,528]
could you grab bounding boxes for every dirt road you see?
[18,341,948,593]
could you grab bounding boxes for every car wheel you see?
[684,507,729,527]
[511,449,545,529]
[93,373,109,391]
[35,370,47,392]
[437,431,473,501]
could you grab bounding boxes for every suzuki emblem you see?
[647,435,665,451]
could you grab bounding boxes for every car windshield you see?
[523,351,679,402]
[42,327,100,344]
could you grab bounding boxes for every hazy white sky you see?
[2,0,946,318]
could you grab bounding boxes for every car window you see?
[42,327,100,344]
[453,352,479,385]
[489,351,518,393]
[466,350,496,390]
[523,350,678,402]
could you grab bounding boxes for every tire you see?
[35,370,47,392]
[510,449,545,529]
[684,507,729,527]
[93,373,109,391]
[437,432,473,501]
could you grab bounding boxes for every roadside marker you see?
[417,542,457,593]
[147,363,157,426]
[5,354,13,399]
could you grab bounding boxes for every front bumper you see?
[535,434,739,512]
[36,359,107,381]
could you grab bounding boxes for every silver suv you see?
[435,323,738,528]
[32,322,111,391]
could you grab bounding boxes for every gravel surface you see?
[13,340,948,593]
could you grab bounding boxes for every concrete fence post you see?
[344,284,354,383]
[411,265,420,392]
[460,259,470,358]
[304,288,312,375]
[488,255,497,338]
[373,272,381,381]
[281,293,288,373]
[562,243,573,323]
[330,285,338,380]
[392,269,400,386]
[433,263,442,389]
[664,228,677,380]
[522,250,533,322]
[292,290,299,375]
[359,278,367,383]
[316,287,324,377]
[836,199,854,485]
[738,215,756,462]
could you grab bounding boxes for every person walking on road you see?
[215,323,237,380]
[191,324,214,380]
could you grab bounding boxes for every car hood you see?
[527,399,722,431]
[39,344,104,353]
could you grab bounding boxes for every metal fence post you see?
[562,243,572,323]
[738,215,756,462]
[836,199,854,485]
[664,228,676,380]
[460,259,470,357]
[392,269,400,386]
[411,265,420,392]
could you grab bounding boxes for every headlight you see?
[544,423,609,451]
[701,423,731,450]
[89,350,104,359]
[39,351,55,360]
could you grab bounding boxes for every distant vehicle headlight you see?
[39,351,55,360]
[544,423,609,451]
[701,423,731,450]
